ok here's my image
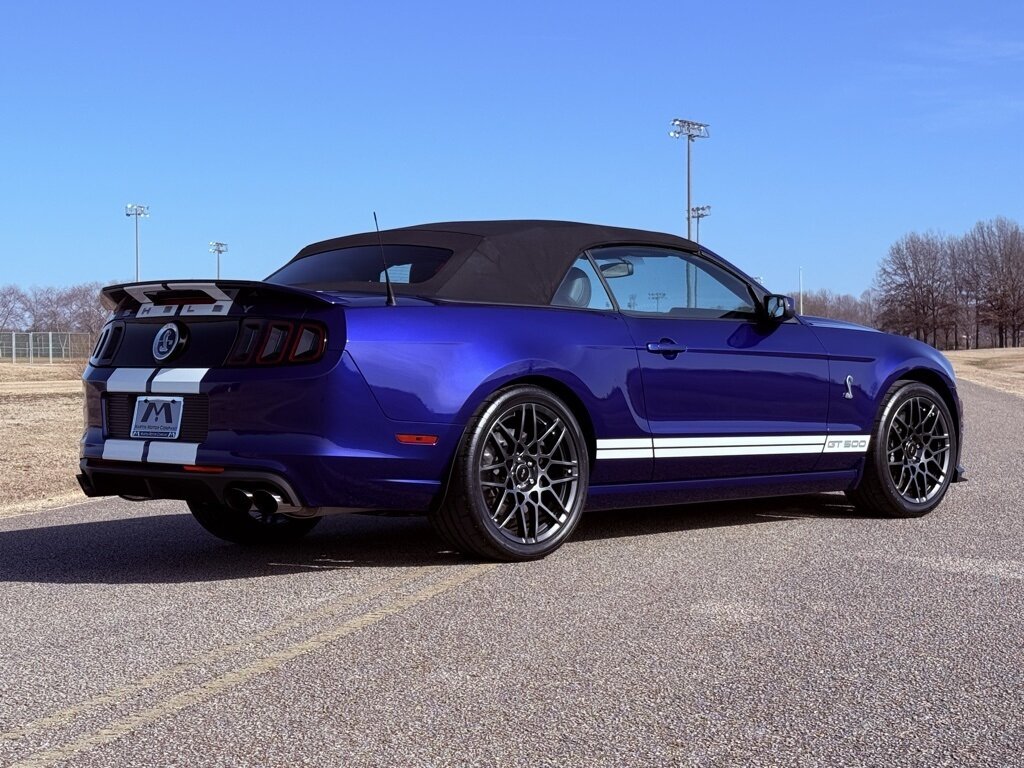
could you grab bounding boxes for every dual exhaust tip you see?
[224,487,300,516]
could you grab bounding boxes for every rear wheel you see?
[431,386,589,561]
[187,500,321,545]
[846,380,956,518]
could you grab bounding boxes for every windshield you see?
[266,245,453,290]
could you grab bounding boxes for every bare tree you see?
[64,282,108,335]
[874,231,950,344]
[966,218,1024,347]
[4,283,108,335]
[0,285,26,331]
[794,288,875,326]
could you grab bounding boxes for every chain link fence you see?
[0,332,94,363]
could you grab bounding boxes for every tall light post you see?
[798,267,804,314]
[125,203,149,281]
[648,291,667,312]
[690,205,711,244]
[668,118,710,239]
[209,241,228,279]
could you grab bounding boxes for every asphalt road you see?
[1,380,1021,768]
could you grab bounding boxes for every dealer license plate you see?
[130,396,184,440]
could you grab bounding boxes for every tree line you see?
[0,283,108,336]
[787,216,1022,350]
[873,217,1023,349]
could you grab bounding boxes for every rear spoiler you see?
[101,280,336,312]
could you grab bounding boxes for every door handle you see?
[646,339,686,358]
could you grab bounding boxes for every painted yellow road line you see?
[9,563,495,768]
[0,569,428,745]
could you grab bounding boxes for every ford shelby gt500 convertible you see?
[79,220,965,560]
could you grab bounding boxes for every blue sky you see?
[0,1,1021,295]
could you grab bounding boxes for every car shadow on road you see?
[0,493,867,585]
[575,492,870,542]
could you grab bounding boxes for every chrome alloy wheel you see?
[886,395,951,504]
[477,402,581,545]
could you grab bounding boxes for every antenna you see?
[373,211,397,307]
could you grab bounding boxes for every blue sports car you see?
[79,220,965,560]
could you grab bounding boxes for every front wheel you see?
[430,386,590,561]
[846,380,957,518]
[187,500,321,545]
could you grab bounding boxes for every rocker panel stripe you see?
[595,434,870,460]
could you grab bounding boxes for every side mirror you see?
[764,294,796,321]
[599,260,634,279]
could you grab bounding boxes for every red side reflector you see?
[182,465,225,474]
[395,434,439,446]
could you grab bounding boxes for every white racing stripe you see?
[654,435,827,448]
[596,438,652,449]
[102,439,146,462]
[102,367,210,394]
[655,444,825,458]
[123,283,165,304]
[594,438,654,460]
[95,366,210,465]
[127,283,233,317]
[595,448,655,460]
[146,441,200,464]
[596,434,870,460]
[151,368,208,394]
[105,368,156,393]
[165,281,232,302]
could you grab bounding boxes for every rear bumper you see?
[78,440,448,512]
[79,351,460,512]
[78,460,305,508]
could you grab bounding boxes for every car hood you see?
[799,315,880,333]
[802,315,957,385]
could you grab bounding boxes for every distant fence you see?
[0,332,94,363]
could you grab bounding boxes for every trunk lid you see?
[92,280,339,368]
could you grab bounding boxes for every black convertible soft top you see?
[285,220,708,306]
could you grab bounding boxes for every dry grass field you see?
[0,362,87,516]
[944,348,1024,399]
[0,350,1021,519]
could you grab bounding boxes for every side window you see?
[590,246,756,318]
[550,256,615,311]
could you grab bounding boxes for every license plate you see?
[130,396,184,440]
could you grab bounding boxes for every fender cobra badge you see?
[152,322,187,362]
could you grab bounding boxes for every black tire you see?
[846,380,957,518]
[430,385,590,561]
[187,500,321,545]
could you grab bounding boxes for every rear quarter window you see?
[267,245,452,289]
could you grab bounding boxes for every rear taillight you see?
[257,323,292,364]
[289,323,327,362]
[90,322,125,365]
[226,320,327,366]
[227,321,263,365]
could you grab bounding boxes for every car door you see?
[589,246,831,481]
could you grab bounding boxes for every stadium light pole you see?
[668,118,710,239]
[648,291,667,312]
[209,241,228,279]
[125,203,149,281]
[690,205,711,244]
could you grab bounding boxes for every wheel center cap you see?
[905,440,921,461]
[512,461,537,489]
